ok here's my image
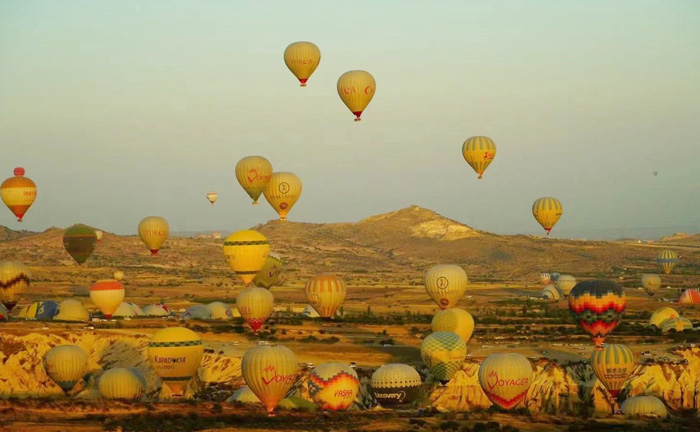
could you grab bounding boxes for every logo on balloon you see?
[486,370,529,390]
[278,182,290,194]
[262,365,297,386]
[437,277,449,289]
[280,202,288,210]
[440,298,449,307]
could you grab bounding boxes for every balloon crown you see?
[13,167,25,176]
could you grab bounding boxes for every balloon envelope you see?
[657,250,678,274]
[532,197,563,235]
[147,327,203,398]
[138,216,169,256]
[263,172,302,221]
[99,368,144,400]
[90,279,125,319]
[462,136,497,179]
[424,264,468,310]
[235,156,273,205]
[242,344,298,414]
[568,280,626,347]
[253,254,283,289]
[305,274,346,319]
[371,364,422,408]
[237,287,274,332]
[648,307,679,328]
[590,344,634,399]
[337,70,376,121]
[309,362,359,411]
[621,395,668,419]
[222,230,270,286]
[420,331,466,384]
[641,274,661,296]
[432,309,474,343]
[44,345,89,394]
[478,353,533,410]
[1,167,37,222]
[63,224,97,265]
[0,261,30,310]
[284,41,321,86]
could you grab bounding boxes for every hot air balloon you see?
[19,301,59,320]
[242,344,298,415]
[539,273,551,285]
[478,353,533,410]
[0,261,29,310]
[237,287,274,332]
[590,344,634,404]
[94,230,103,242]
[1,167,37,222]
[62,224,97,265]
[648,307,679,328]
[284,42,321,87]
[555,275,577,297]
[53,299,90,322]
[222,230,270,286]
[263,172,302,221]
[462,136,497,179]
[138,216,169,256]
[147,327,203,398]
[657,250,678,274]
[304,274,346,319]
[420,331,466,384]
[44,345,89,394]
[550,272,561,283]
[90,279,125,319]
[641,274,661,296]
[99,368,144,400]
[113,302,139,318]
[182,305,213,321]
[661,317,693,333]
[542,284,560,300]
[370,364,422,408]
[424,264,468,310]
[532,197,563,235]
[568,280,626,348]
[226,385,261,404]
[113,270,124,281]
[621,395,668,419]
[206,192,218,206]
[143,304,170,316]
[207,302,234,320]
[678,288,700,304]
[252,254,283,289]
[337,70,376,121]
[235,156,273,205]
[431,309,475,343]
[309,363,359,411]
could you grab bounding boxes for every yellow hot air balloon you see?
[242,344,299,415]
[462,136,497,179]
[309,363,359,411]
[370,364,422,408]
[284,41,321,87]
[590,344,635,401]
[263,172,302,221]
[147,327,204,398]
[621,395,668,419]
[237,287,274,333]
[555,275,577,297]
[478,353,533,410]
[532,197,563,235]
[657,250,678,274]
[0,261,30,311]
[431,309,475,343]
[94,230,103,242]
[208,301,234,320]
[99,368,144,400]
[90,279,125,319]
[53,299,90,322]
[337,70,376,122]
[661,317,693,333]
[1,167,37,222]
[641,274,661,296]
[420,331,466,384]
[542,284,560,300]
[206,192,218,206]
[222,230,270,286]
[539,273,551,285]
[253,254,283,289]
[304,274,346,319]
[236,156,273,205]
[44,345,89,394]
[138,216,169,256]
[424,264,468,310]
[648,307,679,328]
[113,270,124,281]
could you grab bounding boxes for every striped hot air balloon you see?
[657,250,678,274]
[308,363,359,411]
[0,261,30,310]
[431,309,475,343]
[568,280,626,348]
[555,275,577,297]
[99,368,144,400]
[1,167,37,222]
[678,289,700,304]
[337,70,376,121]
[62,224,97,265]
[370,364,422,408]
[621,396,668,419]
[304,274,347,319]
[590,344,635,400]
[222,230,270,286]
[539,273,551,285]
[284,42,321,87]
[147,327,203,398]
[263,172,302,221]
[90,279,125,319]
[424,264,468,310]
[462,136,497,179]
[252,254,283,289]
[532,197,563,235]
[420,331,466,384]
[44,345,89,394]
[478,353,533,410]
[242,344,298,415]
[542,284,560,300]
[138,216,169,256]
[661,317,693,333]
[235,156,273,205]
[648,307,679,328]
[236,287,274,332]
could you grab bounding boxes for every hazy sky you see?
[1,0,699,239]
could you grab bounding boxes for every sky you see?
[1,0,699,239]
